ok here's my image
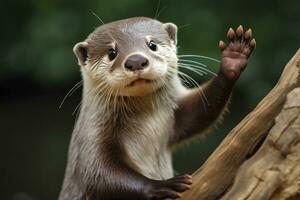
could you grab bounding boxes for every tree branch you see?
[221,88,300,200]
[181,49,300,200]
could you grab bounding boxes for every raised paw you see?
[147,174,192,200]
[219,25,256,81]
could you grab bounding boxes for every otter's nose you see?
[124,54,149,72]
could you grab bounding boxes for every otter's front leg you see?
[171,26,256,145]
[85,143,192,200]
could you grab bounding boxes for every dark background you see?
[1,0,299,199]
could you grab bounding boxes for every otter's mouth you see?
[127,78,154,87]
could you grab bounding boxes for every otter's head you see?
[74,17,178,96]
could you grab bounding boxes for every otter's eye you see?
[108,48,117,61]
[148,40,157,51]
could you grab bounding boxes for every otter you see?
[59,17,256,200]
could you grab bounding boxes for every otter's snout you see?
[124,54,149,72]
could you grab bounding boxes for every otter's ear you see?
[163,23,178,45]
[73,42,89,66]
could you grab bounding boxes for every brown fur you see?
[59,18,255,200]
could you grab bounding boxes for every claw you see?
[244,28,253,42]
[227,28,235,41]
[184,177,193,184]
[219,40,226,51]
[186,175,192,179]
[250,38,256,49]
[236,25,244,38]
[167,191,180,199]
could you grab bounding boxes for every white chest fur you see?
[123,107,174,180]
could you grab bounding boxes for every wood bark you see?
[181,49,300,200]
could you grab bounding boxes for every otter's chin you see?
[118,80,162,97]
[127,78,153,87]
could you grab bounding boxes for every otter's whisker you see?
[178,59,211,71]
[178,62,217,76]
[178,59,207,67]
[178,54,220,63]
[176,70,208,111]
[154,0,160,19]
[178,64,207,76]
[177,70,199,88]
[91,11,105,25]
[177,68,209,105]
[72,101,82,116]
[178,24,190,30]
[156,6,167,19]
[59,80,83,109]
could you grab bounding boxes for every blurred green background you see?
[1,0,299,199]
